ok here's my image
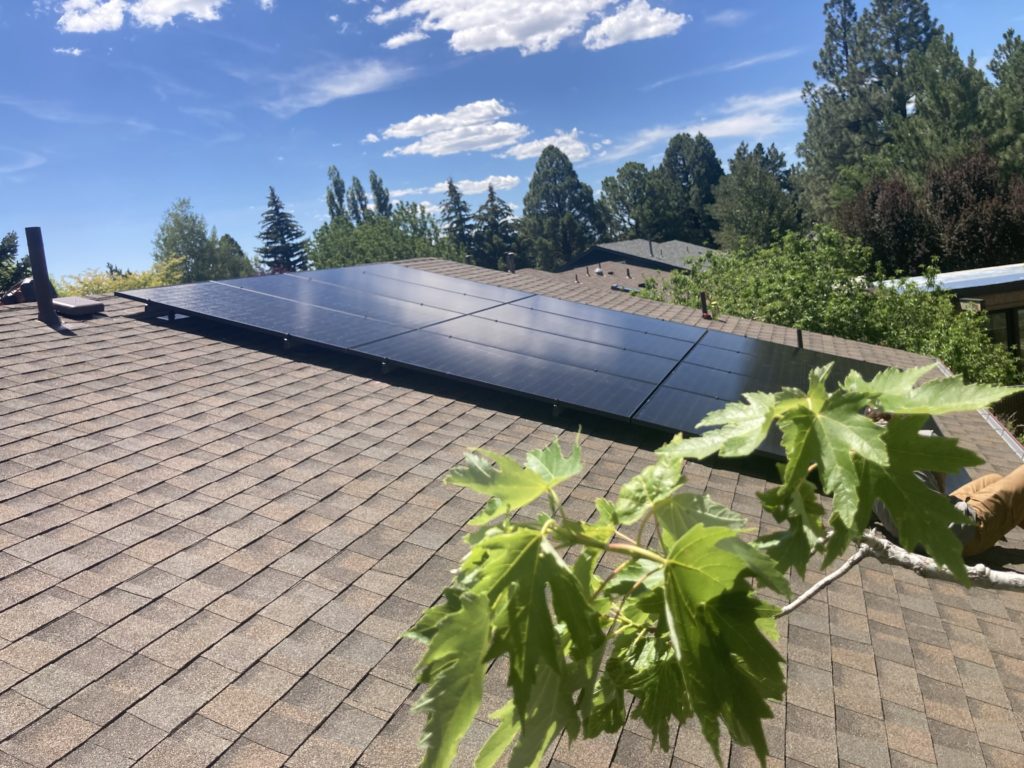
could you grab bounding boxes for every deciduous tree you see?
[369,170,392,218]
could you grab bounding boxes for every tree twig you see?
[779,530,1024,617]
[858,528,1024,591]
[778,544,868,617]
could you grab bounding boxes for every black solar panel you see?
[118,264,889,459]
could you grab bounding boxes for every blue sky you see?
[2,1,1022,277]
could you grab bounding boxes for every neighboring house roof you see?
[890,263,1024,294]
[1,258,1023,767]
[570,239,713,272]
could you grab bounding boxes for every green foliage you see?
[0,231,30,294]
[648,133,723,246]
[709,143,799,249]
[326,165,348,223]
[369,170,392,218]
[56,256,186,295]
[308,202,463,268]
[600,161,654,240]
[412,369,1016,767]
[439,179,472,256]
[152,199,254,283]
[470,185,517,270]
[256,186,308,273]
[519,146,603,270]
[984,29,1024,175]
[645,227,1019,386]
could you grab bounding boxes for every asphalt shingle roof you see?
[1,258,1022,767]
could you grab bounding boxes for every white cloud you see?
[371,0,630,56]
[130,0,227,26]
[582,0,688,51]
[383,28,429,49]
[54,46,84,55]
[380,99,529,156]
[260,0,273,9]
[0,147,46,175]
[56,0,228,31]
[601,89,803,161]
[503,128,590,161]
[393,174,519,198]
[263,60,413,117]
[328,13,339,22]
[644,48,801,91]
[707,9,748,26]
[363,132,380,143]
[57,0,126,33]
[720,48,800,72]
[435,174,519,195]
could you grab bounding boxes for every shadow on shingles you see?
[126,310,782,483]
[968,545,1024,573]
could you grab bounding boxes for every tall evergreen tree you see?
[369,171,392,218]
[648,133,722,244]
[984,29,1024,175]
[256,186,308,273]
[710,143,799,250]
[600,162,653,240]
[471,185,517,270]
[326,165,348,223]
[212,233,257,279]
[799,0,938,216]
[519,146,602,271]
[347,177,369,225]
[439,179,473,256]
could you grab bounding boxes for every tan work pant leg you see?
[951,466,1024,556]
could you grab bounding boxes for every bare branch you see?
[780,530,1024,615]
[858,529,1024,591]
[778,544,868,617]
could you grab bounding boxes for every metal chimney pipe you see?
[25,227,61,328]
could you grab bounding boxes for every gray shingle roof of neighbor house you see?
[1,257,1023,767]
[571,239,714,272]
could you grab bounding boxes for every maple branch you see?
[858,529,1024,591]
[778,543,868,617]
[780,529,1024,616]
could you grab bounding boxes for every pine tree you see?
[326,165,348,223]
[369,171,392,218]
[600,162,653,240]
[710,143,799,250]
[256,186,308,273]
[212,233,257,279]
[347,177,369,225]
[439,179,473,256]
[471,185,517,270]
[519,146,603,271]
[799,0,938,216]
[984,29,1024,175]
[647,133,722,245]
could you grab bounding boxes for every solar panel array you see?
[118,263,884,457]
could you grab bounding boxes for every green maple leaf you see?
[845,366,1022,415]
[863,415,982,582]
[448,438,581,524]
[661,524,784,762]
[412,592,491,768]
[668,391,778,460]
[609,435,687,525]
